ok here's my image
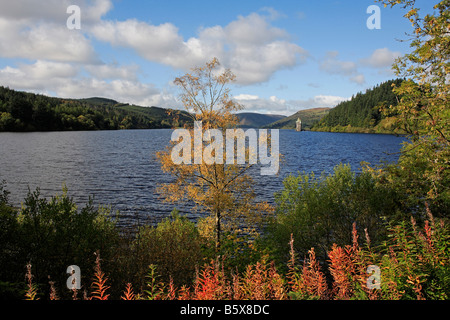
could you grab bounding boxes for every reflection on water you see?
[0,129,406,226]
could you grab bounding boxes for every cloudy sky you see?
[0,0,433,115]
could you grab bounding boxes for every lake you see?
[0,129,406,227]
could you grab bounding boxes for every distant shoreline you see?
[0,126,408,137]
[309,127,407,137]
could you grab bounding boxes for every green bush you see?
[0,185,119,299]
[378,213,450,299]
[267,164,402,263]
[0,181,23,298]
[131,209,206,287]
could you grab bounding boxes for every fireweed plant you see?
[20,209,449,300]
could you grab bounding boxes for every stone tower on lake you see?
[296,117,302,132]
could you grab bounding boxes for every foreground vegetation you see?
[0,176,448,300]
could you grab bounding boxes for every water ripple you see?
[0,129,406,226]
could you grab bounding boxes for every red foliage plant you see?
[90,252,110,300]
[23,211,448,300]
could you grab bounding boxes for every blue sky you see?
[0,0,435,115]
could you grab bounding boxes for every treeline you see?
[0,86,190,131]
[312,79,404,133]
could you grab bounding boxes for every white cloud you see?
[349,74,366,85]
[0,2,348,114]
[319,51,365,84]
[0,0,112,25]
[312,95,349,107]
[269,96,285,103]
[0,2,310,110]
[259,7,287,21]
[0,60,77,91]
[0,60,174,108]
[55,78,163,106]
[318,48,402,85]
[224,12,287,45]
[90,10,308,85]
[361,48,401,68]
[320,51,357,75]
[0,0,114,63]
[0,0,74,23]
[234,93,349,116]
[234,94,260,100]
[0,0,174,107]
[0,18,98,63]
[21,60,78,79]
[84,63,139,81]
[91,20,190,67]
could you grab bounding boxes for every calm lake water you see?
[0,129,406,227]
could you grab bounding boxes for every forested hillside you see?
[264,107,330,130]
[311,79,404,133]
[236,112,285,128]
[0,86,190,131]
[0,80,406,133]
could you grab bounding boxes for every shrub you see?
[378,207,450,299]
[0,186,119,299]
[268,163,401,263]
[287,234,328,300]
[131,209,206,287]
[0,181,23,298]
[20,208,450,300]
[288,210,449,300]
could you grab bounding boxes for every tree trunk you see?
[215,207,221,251]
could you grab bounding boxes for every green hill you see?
[264,108,330,130]
[236,112,285,128]
[311,79,405,134]
[0,80,406,134]
[77,97,119,106]
[115,104,191,127]
[0,86,191,131]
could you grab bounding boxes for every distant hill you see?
[2,82,405,134]
[77,97,119,106]
[0,86,191,131]
[311,79,405,134]
[264,108,330,130]
[115,104,191,126]
[74,98,192,126]
[236,112,285,128]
